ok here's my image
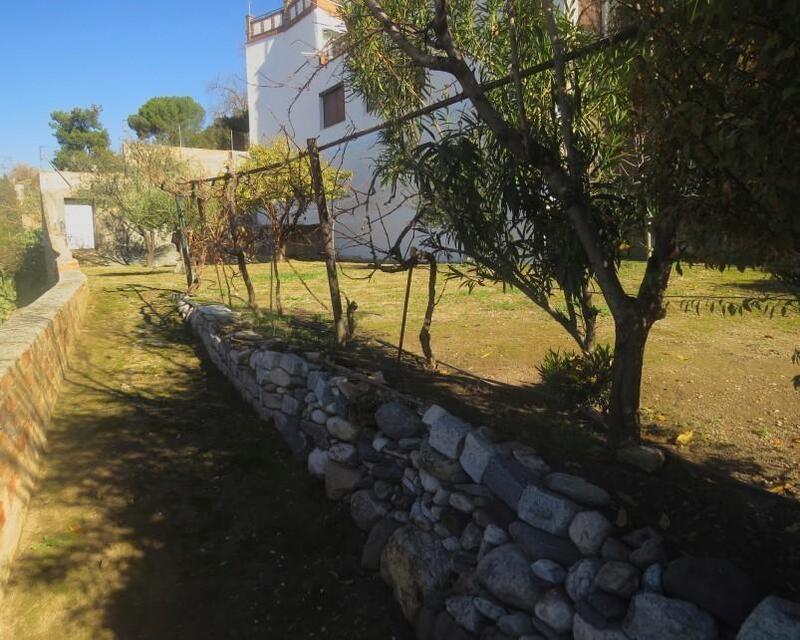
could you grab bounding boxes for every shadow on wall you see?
[1,282,412,639]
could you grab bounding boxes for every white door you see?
[64,203,95,249]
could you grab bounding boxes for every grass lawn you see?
[75,259,800,599]
[201,261,800,475]
[88,259,800,493]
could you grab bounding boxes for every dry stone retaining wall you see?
[178,296,800,640]
[0,270,88,585]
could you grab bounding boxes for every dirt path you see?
[0,272,411,640]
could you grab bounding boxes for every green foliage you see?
[343,1,637,350]
[49,105,112,171]
[87,143,189,242]
[537,344,614,412]
[128,96,206,145]
[0,177,48,320]
[236,138,350,217]
[193,111,250,151]
[627,0,800,272]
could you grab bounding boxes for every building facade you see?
[244,1,613,262]
[245,0,427,261]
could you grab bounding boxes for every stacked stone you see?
[176,296,800,640]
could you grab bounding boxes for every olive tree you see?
[342,0,800,445]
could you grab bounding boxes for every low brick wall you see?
[0,271,88,585]
[178,296,800,640]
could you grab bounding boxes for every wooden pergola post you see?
[307,137,346,345]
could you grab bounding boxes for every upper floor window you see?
[321,84,345,128]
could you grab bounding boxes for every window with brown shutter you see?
[321,84,345,128]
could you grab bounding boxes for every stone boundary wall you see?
[178,296,800,640]
[0,270,88,585]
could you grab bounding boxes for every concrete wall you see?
[0,270,88,588]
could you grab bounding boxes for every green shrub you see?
[537,345,614,412]
[0,270,15,324]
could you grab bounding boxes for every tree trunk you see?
[607,311,650,447]
[235,250,259,312]
[579,281,598,353]
[145,230,156,268]
[307,138,346,345]
[419,253,438,369]
[607,220,677,446]
[272,251,283,316]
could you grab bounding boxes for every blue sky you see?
[0,0,281,171]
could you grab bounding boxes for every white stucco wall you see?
[246,7,429,261]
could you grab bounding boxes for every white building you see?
[244,1,609,261]
[245,0,428,261]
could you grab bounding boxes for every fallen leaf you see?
[615,508,628,528]
[769,484,790,494]
[674,431,694,446]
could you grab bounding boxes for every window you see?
[321,84,345,128]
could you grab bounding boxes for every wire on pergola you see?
[172,25,638,354]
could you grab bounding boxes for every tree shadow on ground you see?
[329,315,800,601]
[2,284,412,640]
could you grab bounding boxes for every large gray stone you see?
[476,544,545,613]
[460,432,497,483]
[261,392,284,410]
[362,517,403,570]
[517,486,581,536]
[545,472,611,508]
[307,447,328,478]
[313,373,335,405]
[280,393,301,416]
[662,556,760,627]
[569,511,613,556]
[616,445,665,473]
[593,561,640,598]
[273,411,307,457]
[380,526,453,622]
[299,419,329,448]
[422,404,449,427]
[497,612,534,635]
[531,559,566,585]
[324,461,362,500]
[375,401,424,440]
[474,597,507,621]
[629,537,667,569]
[326,416,359,442]
[565,558,603,603]
[484,456,529,510]
[642,563,663,593]
[446,596,486,633]
[429,412,472,459]
[418,440,470,483]
[328,442,359,466]
[350,489,390,531]
[623,593,718,640]
[573,614,630,640]
[737,596,800,640]
[534,589,574,634]
[512,450,551,480]
[509,521,581,567]
[280,352,307,376]
[268,367,292,387]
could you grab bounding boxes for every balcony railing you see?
[247,0,339,42]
